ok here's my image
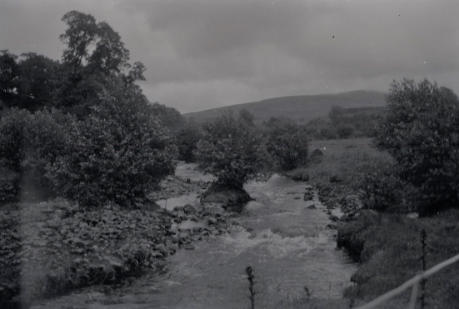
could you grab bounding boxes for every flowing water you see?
[33,165,356,309]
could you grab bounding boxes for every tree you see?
[336,125,354,139]
[176,119,202,162]
[58,11,144,114]
[49,78,177,207]
[0,51,20,107]
[16,53,62,110]
[150,102,184,132]
[375,79,459,215]
[264,117,309,170]
[60,11,128,75]
[239,108,255,126]
[195,113,263,189]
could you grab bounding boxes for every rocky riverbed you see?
[30,164,356,309]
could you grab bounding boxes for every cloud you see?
[1,0,459,112]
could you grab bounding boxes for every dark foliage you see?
[195,113,263,189]
[49,81,177,207]
[176,119,202,162]
[263,117,309,171]
[0,11,177,207]
[358,161,418,213]
[375,79,459,215]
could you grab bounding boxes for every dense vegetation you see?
[0,11,177,207]
[263,117,309,171]
[315,80,459,308]
[0,11,185,306]
[304,106,385,140]
[374,79,459,215]
[195,113,263,189]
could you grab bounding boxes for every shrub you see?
[0,109,76,202]
[49,83,177,207]
[264,117,309,171]
[336,125,354,139]
[195,113,263,189]
[358,162,418,213]
[0,108,31,171]
[176,120,202,163]
[375,79,459,215]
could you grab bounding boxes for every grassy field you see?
[308,138,391,187]
[287,138,392,213]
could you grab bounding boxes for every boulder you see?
[182,204,197,215]
[200,184,252,212]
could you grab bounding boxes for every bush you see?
[49,82,177,207]
[336,125,354,139]
[358,162,418,213]
[0,83,177,207]
[264,117,309,171]
[176,120,202,162]
[195,113,263,189]
[0,108,31,171]
[375,79,459,215]
[0,109,69,202]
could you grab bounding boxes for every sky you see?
[1,0,458,113]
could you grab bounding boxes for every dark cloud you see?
[1,0,459,112]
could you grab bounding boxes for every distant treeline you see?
[304,105,386,140]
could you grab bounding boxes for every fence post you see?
[408,281,419,309]
[246,266,255,309]
[420,229,426,309]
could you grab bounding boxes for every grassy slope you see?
[288,138,392,211]
[185,90,386,124]
[299,138,459,308]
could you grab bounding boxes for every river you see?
[33,163,356,309]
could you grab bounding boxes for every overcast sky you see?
[1,0,458,113]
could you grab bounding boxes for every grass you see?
[340,210,459,308]
[288,138,392,211]
[297,137,459,308]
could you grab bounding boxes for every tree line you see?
[0,11,309,207]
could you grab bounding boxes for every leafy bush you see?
[375,79,459,215]
[176,119,202,162]
[0,200,174,305]
[0,108,31,171]
[358,161,418,213]
[48,81,177,207]
[336,125,354,139]
[264,117,309,170]
[195,113,263,189]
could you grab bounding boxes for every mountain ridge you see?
[185,90,386,124]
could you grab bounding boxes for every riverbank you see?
[24,166,356,309]
[294,138,459,308]
[0,167,236,308]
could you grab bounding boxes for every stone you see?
[200,184,252,212]
[183,204,197,215]
[330,215,340,222]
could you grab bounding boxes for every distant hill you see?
[185,90,386,124]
